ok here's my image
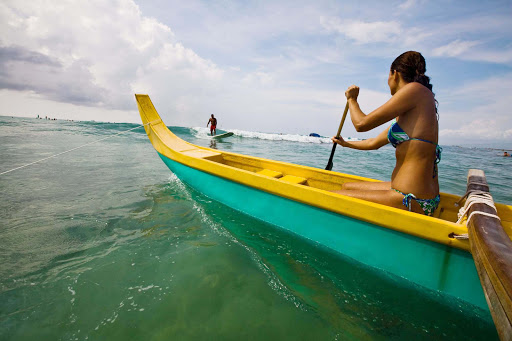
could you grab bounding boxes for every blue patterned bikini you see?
[388,120,442,216]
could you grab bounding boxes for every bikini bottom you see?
[392,188,440,216]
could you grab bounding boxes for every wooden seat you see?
[279,175,307,185]
[257,169,283,178]
[181,148,223,162]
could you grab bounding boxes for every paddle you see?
[325,102,350,171]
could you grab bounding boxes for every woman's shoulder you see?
[399,82,434,105]
[392,82,433,110]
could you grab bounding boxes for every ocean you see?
[1,115,510,340]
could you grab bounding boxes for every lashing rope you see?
[450,188,501,240]
[456,191,500,225]
[454,181,490,207]
[0,123,149,176]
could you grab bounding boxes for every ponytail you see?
[413,73,432,92]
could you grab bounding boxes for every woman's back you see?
[391,82,439,198]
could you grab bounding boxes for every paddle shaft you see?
[325,102,350,171]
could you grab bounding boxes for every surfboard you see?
[212,132,233,139]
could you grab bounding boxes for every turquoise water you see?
[1,116,509,340]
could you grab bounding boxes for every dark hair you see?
[391,51,433,92]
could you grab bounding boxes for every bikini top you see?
[388,120,442,177]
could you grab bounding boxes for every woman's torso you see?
[390,84,439,198]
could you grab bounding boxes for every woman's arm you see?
[332,126,390,150]
[346,84,419,132]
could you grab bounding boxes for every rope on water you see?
[0,123,149,176]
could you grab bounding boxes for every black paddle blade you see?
[325,143,337,170]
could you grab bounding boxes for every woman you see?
[332,51,441,216]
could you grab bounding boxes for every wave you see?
[190,126,360,144]
[4,117,361,144]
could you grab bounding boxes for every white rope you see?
[453,233,469,240]
[456,190,500,225]
[450,189,500,239]
[454,182,489,207]
[466,210,501,223]
[0,123,149,176]
[452,210,504,240]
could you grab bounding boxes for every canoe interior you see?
[181,150,512,227]
[156,127,512,230]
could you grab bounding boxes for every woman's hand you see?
[345,85,359,100]
[331,136,346,147]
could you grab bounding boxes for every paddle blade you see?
[325,161,333,171]
[325,143,337,170]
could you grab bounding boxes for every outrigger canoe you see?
[136,94,512,336]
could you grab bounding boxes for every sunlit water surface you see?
[2,116,510,340]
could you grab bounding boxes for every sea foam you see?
[190,127,359,144]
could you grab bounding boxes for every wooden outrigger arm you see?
[464,169,512,340]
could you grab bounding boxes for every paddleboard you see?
[212,132,233,139]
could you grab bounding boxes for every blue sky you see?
[1,0,511,146]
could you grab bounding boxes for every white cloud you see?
[0,89,139,123]
[398,0,417,10]
[320,17,402,44]
[457,49,512,64]
[242,71,274,86]
[0,0,179,110]
[1,0,512,144]
[318,10,511,66]
[425,15,512,64]
[432,40,480,58]
[440,119,510,140]
[0,0,362,135]
[147,42,223,80]
[437,73,512,143]
[319,16,431,49]
[442,73,512,107]
[430,38,512,64]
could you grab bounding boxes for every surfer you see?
[207,114,217,136]
[331,51,441,216]
[504,151,510,157]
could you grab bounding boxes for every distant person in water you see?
[504,151,510,157]
[330,51,441,216]
[207,114,217,136]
